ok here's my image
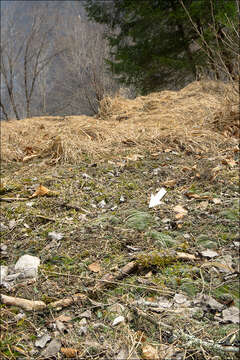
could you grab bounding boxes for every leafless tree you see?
[180,0,239,86]
[51,4,120,116]
[0,3,64,120]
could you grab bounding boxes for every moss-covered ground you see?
[0,146,239,359]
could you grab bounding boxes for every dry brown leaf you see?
[197,201,209,210]
[222,158,236,167]
[162,179,177,188]
[176,252,196,261]
[173,205,188,219]
[136,330,147,343]
[29,184,59,198]
[201,261,234,272]
[164,148,172,153]
[61,348,78,358]
[126,154,144,161]
[88,262,101,273]
[30,184,50,198]
[142,344,158,360]
[55,315,72,322]
[185,192,212,200]
[181,166,192,172]
[22,154,38,162]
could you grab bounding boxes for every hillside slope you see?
[0,80,239,359]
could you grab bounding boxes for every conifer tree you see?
[84,0,237,94]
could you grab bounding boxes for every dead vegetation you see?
[1,80,238,164]
[0,79,239,359]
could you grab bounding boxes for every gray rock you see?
[41,339,61,358]
[35,334,51,348]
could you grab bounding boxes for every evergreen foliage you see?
[84,0,237,93]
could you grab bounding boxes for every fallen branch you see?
[0,197,29,202]
[49,293,86,310]
[130,305,239,354]
[1,294,46,311]
[35,215,56,222]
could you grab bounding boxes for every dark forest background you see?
[0,0,238,120]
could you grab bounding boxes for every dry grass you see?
[1,80,238,164]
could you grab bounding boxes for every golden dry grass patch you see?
[1,80,238,164]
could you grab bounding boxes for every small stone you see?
[15,254,40,278]
[222,307,239,324]
[48,231,63,241]
[35,333,51,348]
[0,266,8,284]
[41,339,61,357]
[201,249,218,258]
[112,315,125,326]
[79,310,92,319]
[108,303,125,314]
[0,244,7,251]
[173,293,187,304]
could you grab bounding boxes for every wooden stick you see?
[0,197,29,202]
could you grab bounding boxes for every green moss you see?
[136,251,177,269]
[148,231,177,248]
[213,284,240,308]
[180,280,198,296]
[196,235,218,249]
[126,210,155,231]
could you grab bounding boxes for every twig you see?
[35,215,56,222]
[130,305,239,354]
[43,270,175,295]
[0,197,29,202]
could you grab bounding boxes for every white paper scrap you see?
[149,188,167,208]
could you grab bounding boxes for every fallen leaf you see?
[181,166,192,172]
[88,262,101,273]
[185,192,211,200]
[222,158,236,167]
[61,348,78,358]
[173,205,188,219]
[30,184,50,198]
[164,148,172,153]
[222,306,239,323]
[176,252,196,261]
[201,261,234,273]
[126,154,144,161]
[142,344,158,360]
[29,184,59,198]
[197,201,209,210]
[162,179,177,188]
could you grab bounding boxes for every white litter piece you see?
[112,315,125,326]
[149,188,167,208]
[48,231,63,241]
[15,254,40,278]
[0,265,8,284]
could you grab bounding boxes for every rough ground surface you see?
[1,144,239,359]
[0,80,239,360]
